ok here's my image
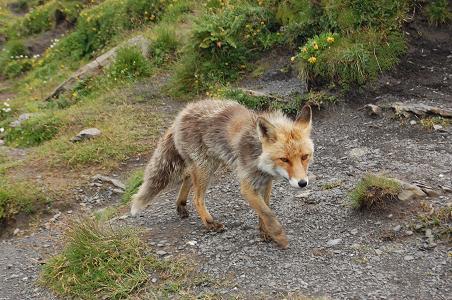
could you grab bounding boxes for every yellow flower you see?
[308,56,317,64]
[313,42,319,50]
[290,56,296,62]
[327,36,335,43]
[302,47,307,52]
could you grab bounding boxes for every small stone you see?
[326,238,342,247]
[156,250,167,256]
[365,104,382,117]
[151,278,157,283]
[405,230,413,236]
[295,191,311,198]
[393,225,402,232]
[22,277,28,281]
[118,214,128,220]
[387,214,393,218]
[67,210,73,214]
[187,240,197,246]
[433,124,443,131]
[410,120,417,125]
[113,188,124,194]
[351,229,358,235]
[71,128,101,142]
[10,113,34,128]
[375,249,383,255]
[404,255,414,261]
[425,229,433,238]
[13,228,20,235]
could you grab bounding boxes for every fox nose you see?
[298,179,308,188]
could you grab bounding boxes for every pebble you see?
[375,249,383,255]
[410,120,417,125]
[405,230,413,236]
[156,250,167,256]
[393,225,401,232]
[327,238,342,247]
[350,229,358,235]
[404,255,414,261]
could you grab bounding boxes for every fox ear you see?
[257,117,277,143]
[295,105,312,132]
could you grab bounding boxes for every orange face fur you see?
[257,106,314,188]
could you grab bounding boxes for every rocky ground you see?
[0,21,451,300]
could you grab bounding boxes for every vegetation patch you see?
[5,113,62,147]
[40,219,191,299]
[420,116,450,130]
[425,0,451,26]
[0,179,47,225]
[416,201,451,242]
[107,46,152,81]
[348,174,401,210]
[122,168,144,204]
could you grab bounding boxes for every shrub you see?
[425,0,451,26]
[5,113,62,147]
[0,40,30,77]
[2,58,33,78]
[108,47,152,81]
[275,0,321,45]
[348,174,401,210]
[170,3,280,96]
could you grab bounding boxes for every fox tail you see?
[130,126,186,216]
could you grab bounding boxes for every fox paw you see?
[206,221,225,232]
[176,205,189,219]
[273,232,289,249]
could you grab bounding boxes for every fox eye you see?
[280,157,289,163]
[301,154,309,161]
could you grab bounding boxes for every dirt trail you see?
[0,21,451,300]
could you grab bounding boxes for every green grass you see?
[425,0,451,26]
[420,116,451,130]
[40,218,191,299]
[0,179,47,224]
[107,46,152,81]
[5,113,62,147]
[348,174,401,210]
[122,169,144,203]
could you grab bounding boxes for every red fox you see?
[131,100,314,248]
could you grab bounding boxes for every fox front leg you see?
[240,180,288,249]
[258,180,273,242]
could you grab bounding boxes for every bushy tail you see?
[130,127,186,216]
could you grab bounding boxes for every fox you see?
[130,99,314,249]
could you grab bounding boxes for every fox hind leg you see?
[190,164,224,232]
[176,174,191,218]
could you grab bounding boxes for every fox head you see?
[257,105,314,188]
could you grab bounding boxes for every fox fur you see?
[131,99,314,248]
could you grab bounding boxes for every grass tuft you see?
[425,0,451,26]
[0,179,47,224]
[348,174,401,210]
[40,218,193,299]
[122,169,144,203]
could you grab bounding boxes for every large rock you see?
[388,102,452,118]
[395,179,427,201]
[71,128,101,142]
[46,35,150,101]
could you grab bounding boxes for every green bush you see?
[108,47,152,81]
[170,3,279,96]
[275,0,321,45]
[149,26,179,66]
[5,114,62,147]
[425,0,451,26]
